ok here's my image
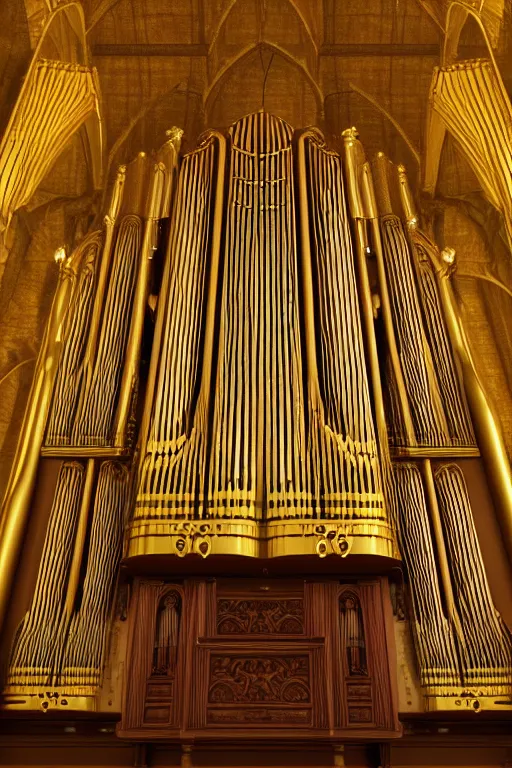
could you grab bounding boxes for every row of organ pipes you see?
[0,113,511,711]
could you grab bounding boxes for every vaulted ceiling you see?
[1,0,510,186]
[85,0,443,172]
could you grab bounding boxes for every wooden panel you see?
[348,706,373,724]
[146,682,173,699]
[119,577,400,740]
[216,598,304,635]
[143,705,170,723]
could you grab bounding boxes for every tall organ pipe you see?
[74,166,126,425]
[341,130,390,467]
[397,171,512,565]
[362,158,416,445]
[192,131,227,429]
[429,241,512,564]
[113,153,178,447]
[297,131,324,415]
[137,134,186,458]
[0,248,81,633]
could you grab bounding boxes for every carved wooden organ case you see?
[118,577,399,740]
[1,113,511,733]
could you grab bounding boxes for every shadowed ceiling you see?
[86,0,441,170]
[3,0,510,185]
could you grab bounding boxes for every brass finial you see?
[166,127,184,146]
[342,126,359,144]
[442,246,456,265]
[439,246,457,277]
[397,162,418,228]
[54,246,67,267]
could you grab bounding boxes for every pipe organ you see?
[132,114,392,561]
[0,113,511,744]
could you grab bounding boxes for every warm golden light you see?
[53,246,67,265]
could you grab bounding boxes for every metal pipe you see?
[297,131,323,412]
[0,247,81,633]
[112,160,168,447]
[64,458,95,617]
[422,458,456,620]
[342,129,390,461]
[137,132,183,458]
[431,243,512,566]
[361,161,417,445]
[74,165,126,422]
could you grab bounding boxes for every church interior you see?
[0,1,512,766]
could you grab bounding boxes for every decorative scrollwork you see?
[217,599,304,635]
[208,655,310,704]
[171,522,212,558]
[315,525,352,558]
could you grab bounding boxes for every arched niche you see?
[423,1,508,196]
[423,4,510,213]
[443,0,505,62]
[152,588,183,677]
[206,44,321,130]
[338,588,368,678]
[207,0,317,83]
[38,2,87,63]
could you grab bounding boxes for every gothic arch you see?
[425,2,509,197]
[205,41,322,123]
[444,0,504,61]
[0,1,104,217]
[208,0,317,55]
[30,2,103,188]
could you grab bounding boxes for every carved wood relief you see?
[118,577,400,740]
[205,651,314,726]
[216,599,304,635]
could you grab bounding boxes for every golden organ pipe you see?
[193,132,226,426]
[64,458,95,618]
[137,133,183,456]
[75,165,126,425]
[112,159,169,447]
[432,244,512,565]
[114,129,182,448]
[361,158,416,446]
[297,131,324,413]
[397,163,417,228]
[342,130,389,463]
[396,166,512,561]
[421,458,456,622]
[0,251,79,633]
